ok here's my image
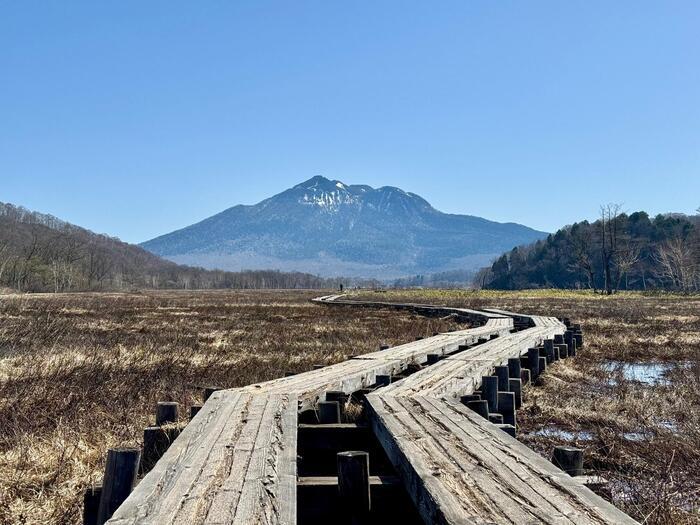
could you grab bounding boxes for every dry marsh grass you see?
[0,290,463,525]
[3,288,698,524]
[352,289,700,524]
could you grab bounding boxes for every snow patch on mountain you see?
[300,188,359,211]
[141,175,548,278]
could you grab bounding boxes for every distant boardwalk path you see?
[106,294,638,525]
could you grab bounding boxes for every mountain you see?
[141,176,548,278]
[0,202,345,292]
[476,210,700,292]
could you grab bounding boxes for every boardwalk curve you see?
[105,294,638,525]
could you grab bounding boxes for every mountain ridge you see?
[142,176,548,278]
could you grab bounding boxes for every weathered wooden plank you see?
[419,397,627,523]
[108,295,636,525]
[355,318,513,363]
[242,316,512,409]
[367,393,638,524]
[366,394,488,525]
[108,392,297,525]
[382,326,563,399]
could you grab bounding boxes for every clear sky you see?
[2,1,698,243]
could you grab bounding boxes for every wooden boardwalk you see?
[106,295,638,525]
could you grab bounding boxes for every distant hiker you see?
[339,283,344,292]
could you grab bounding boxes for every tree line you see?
[0,202,358,292]
[475,206,700,293]
[391,269,475,288]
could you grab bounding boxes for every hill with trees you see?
[475,206,700,293]
[0,202,349,292]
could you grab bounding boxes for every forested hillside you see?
[476,207,700,293]
[0,202,346,292]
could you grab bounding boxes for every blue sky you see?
[2,1,698,243]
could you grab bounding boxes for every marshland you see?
[1,289,698,524]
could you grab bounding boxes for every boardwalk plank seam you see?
[107,294,638,525]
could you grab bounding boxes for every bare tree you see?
[0,240,13,286]
[569,226,596,291]
[655,237,698,291]
[86,243,113,289]
[616,242,641,290]
[472,267,494,289]
[599,204,622,294]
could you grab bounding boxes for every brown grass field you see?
[1,289,699,524]
[0,290,461,525]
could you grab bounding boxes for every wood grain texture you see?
[109,391,297,525]
[108,296,638,525]
[366,394,637,524]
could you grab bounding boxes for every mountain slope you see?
[0,202,343,292]
[142,176,547,278]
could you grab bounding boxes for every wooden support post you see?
[557,343,569,359]
[552,446,584,476]
[318,401,341,424]
[538,357,547,379]
[570,338,577,357]
[508,378,522,408]
[326,391,348,422]
[520,355,529,368]
[489,333,499,340]
[426,353,440,365]
[457,343,470,351]
[326,391,349,404]
[527,348,540,381]
[520,368,531,385]
[203,386,221,402]
[155,402,178,426]
[574,331,583,348]
[351,388,375,403]
[466,400,489,419]
[97,447,140,525]
[497,391,516,426]
[375,374,391,387]
[189,405,202,420]
[488,413,504,424]
[477,337,488,344]
[379,344,390,350]
[544,340,555,364]
[495,365,509,392]
[83,484,102,525]
[507,357,521,379]
[481,376,499,413]
[337,451,371,525]
[496,424,516,438]
[141,426,180,474]
[564,329,574,346]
